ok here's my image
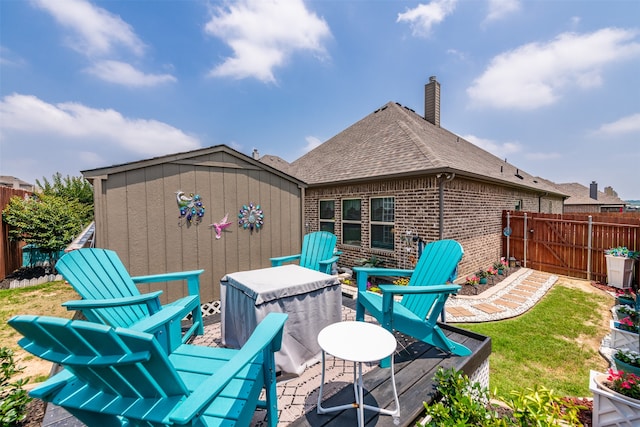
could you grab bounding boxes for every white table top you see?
[221,264,339,305]
[317,321,397,363]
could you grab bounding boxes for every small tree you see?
[2,193,90,264]
[36,172,93,222]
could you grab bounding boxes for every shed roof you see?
[288,101,564,196]
[81,144,306,187]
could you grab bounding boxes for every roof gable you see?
[290,102,561,195]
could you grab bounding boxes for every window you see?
[319,200,335,234]
[370,197,394,250]
[515,200,523,211]
[342,199,361,246]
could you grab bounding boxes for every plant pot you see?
[590,370,640,426]
[606,255,636,289]
[611,320,640,348]
[617,297,636,307]
[613,355,640,377]
[479,277,488,285]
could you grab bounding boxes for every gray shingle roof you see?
[552,182,627,206]
[289,102,563,195]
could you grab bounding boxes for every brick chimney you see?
[424,76,440,127]
[590,181,598,200]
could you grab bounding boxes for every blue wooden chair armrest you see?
[28,369,75,401]
[132,269,204,296]
[169,312,288,424]
[318,255,339,268]
[270,254,301,266]
[377,284,461,295]
[62,291,163,312]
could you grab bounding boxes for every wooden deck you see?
[288,297,491,427]
[42,295,490,427]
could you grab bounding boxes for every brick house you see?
[553,181,627,213]
[263,77,566,279]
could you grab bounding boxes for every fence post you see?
[506,211,510,262]
[524,213,528,268]
[587,215,593,281]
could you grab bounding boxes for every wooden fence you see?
[502,211,640,286]
[1,187,31,280]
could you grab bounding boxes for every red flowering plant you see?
[606,368,640,399]
[486,267,498,276]
[616,316,638,332]
[465,275,480,286]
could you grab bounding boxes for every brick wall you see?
[304,175,563,281]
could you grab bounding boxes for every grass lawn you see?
[0,281,79,384]
[455,283,612,398]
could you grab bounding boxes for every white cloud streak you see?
[204,0,331,82]
[85,61,176,87]
[463,134,521,158]
[397,0,457,38]
[596,113,640,135]
[0,94,200,157]
[485,0,520,23]
[467,28,640,110]
[30,0,145,57]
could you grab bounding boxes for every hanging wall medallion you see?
[176,191,205,226]
[238,203,264,232]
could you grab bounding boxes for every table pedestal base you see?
[317,351,400,426]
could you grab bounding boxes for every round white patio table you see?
[316,321,400,426]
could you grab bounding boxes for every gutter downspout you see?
[437,173,455,240]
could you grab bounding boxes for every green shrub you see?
[418,367,585,426]
[0,347,32,426]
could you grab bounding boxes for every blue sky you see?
[1,0,639,199]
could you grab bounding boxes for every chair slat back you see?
[402,240,464,319]
[298,231,337,272]
[56,248,150,326]
[9,315,188,399]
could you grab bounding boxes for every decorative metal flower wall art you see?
[176,191,205,226]
[238,203,264,232]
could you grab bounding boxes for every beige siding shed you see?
[82,145,306,305]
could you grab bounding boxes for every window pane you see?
[319,222,335,234]
[371,197,394,222]
[342,223,361,246]
[319,200,335,220]
[342,199,361,220]
[371,224,394,250]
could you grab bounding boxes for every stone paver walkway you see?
[445,268,558,323]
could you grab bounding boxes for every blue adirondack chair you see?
[270,231,339,274]
[9,312,288,427]
[354,239,471,367]
[55,248,204,352]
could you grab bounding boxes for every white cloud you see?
[303,136,322,153]
[204,0,331,83]
[596,113,640,135]
[467,28,640,110]
[0,46,26,67]
[463,134,521,157]
[30,0,145,57]
[85,61,176,87]
[0,94,200,157]
[397,0,457,38]
[484,0,520,23]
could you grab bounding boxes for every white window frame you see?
[370,196,394,250]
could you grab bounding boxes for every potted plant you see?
[617,289,636,307]
[493,258,508,275]
[613,348,640,377]
[476,270,489,284]
[605,246,640,289]
[591,369,640,425]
